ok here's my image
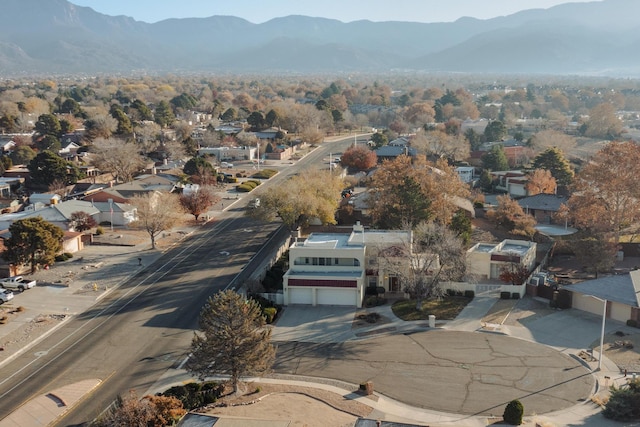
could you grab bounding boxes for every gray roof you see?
[375,145,417,158]
[517,193,567,212]
[565,270,640,308]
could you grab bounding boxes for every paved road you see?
[0,135,358,426]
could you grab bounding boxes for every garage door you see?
[317,288,357,306]
[289,288,312,305]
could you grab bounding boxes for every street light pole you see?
[598,297,607,371]
[584,294,607,371]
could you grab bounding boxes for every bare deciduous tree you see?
[179,186,219,221]
[378,222,467,310]
[91,138,145,183]
[529,129,576,153]
[93,391,185,427]
[130,192,182,249]
[568,141,640,244]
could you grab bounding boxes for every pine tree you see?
[186,290,276,394]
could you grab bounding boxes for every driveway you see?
[271,305,357,343]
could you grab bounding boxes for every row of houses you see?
[0,173,182,275]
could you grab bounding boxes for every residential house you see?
[490,171,528,198]
[461,118,489,135]
[566,271,640,324]
[0,139,16,154]
[197,146,257,162]
[252,127,287,142]
[374,145,418,163]
[455,166,476,184]
[467,239,537,281]
[517,193,567,224]
[283,223,412,307]
[81,174,178,203]
[470,139,533,168]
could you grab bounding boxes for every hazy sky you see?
[69,0,594,24]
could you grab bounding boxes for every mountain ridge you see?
[0,0,638,77]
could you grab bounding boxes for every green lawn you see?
[392,296,472,321]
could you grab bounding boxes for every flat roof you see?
[500,243,531,255]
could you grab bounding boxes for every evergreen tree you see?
[186,290,276,394]
[532,147,574,186]
[28,151,83,189]
[482,144,509,171]
[154,100,175,127]
[3,217,64,273]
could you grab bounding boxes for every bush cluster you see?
[250,294,281,324]
[161,381,223,410]
[603,378,640,421]
[55,252,74,262]
[252,169,278,179]
[236,179,261,192]
[364,295,387,307]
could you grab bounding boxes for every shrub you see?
[263,307,277,323]
[236,184,254,192]
[464,290,475,299]
[511,292,520,299]
[626,319,639,328]
[603,378,640,421]
[503,399,524,425]
[500,291,511,300]
[252,169,278,179]
[364,295,386,307]
[162,381,223,410]
[95,226,104,235]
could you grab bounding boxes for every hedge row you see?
[252,169,278,179]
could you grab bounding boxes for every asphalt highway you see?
[0,135,357,425]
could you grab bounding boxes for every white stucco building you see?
[467,239,537,281]
[283,223,412,308]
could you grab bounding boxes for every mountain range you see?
[1,0,639,77]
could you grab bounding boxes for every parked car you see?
[221,161,234,168]
[0,275,36,292]
[0,289,14,303]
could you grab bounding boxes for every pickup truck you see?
[0,276,36,292]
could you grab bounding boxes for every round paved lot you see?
[274,330,594,416]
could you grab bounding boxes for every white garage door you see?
[289,288,312,305]
[317,288,357,306]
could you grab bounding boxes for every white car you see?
[221,162,234,168]
[0,289,14,303]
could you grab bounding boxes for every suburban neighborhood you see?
[0,1,640,425]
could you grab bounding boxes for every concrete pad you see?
[271,306,356,343]
[0,379,101,427]
[274,330,594,416]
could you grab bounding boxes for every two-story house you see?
[467,239,537,281]
[283,223,412,307]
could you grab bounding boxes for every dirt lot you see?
[198,382,374,426]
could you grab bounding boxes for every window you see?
[305,257,309,264]
[319,258,325,266]
[335,258,339,265]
